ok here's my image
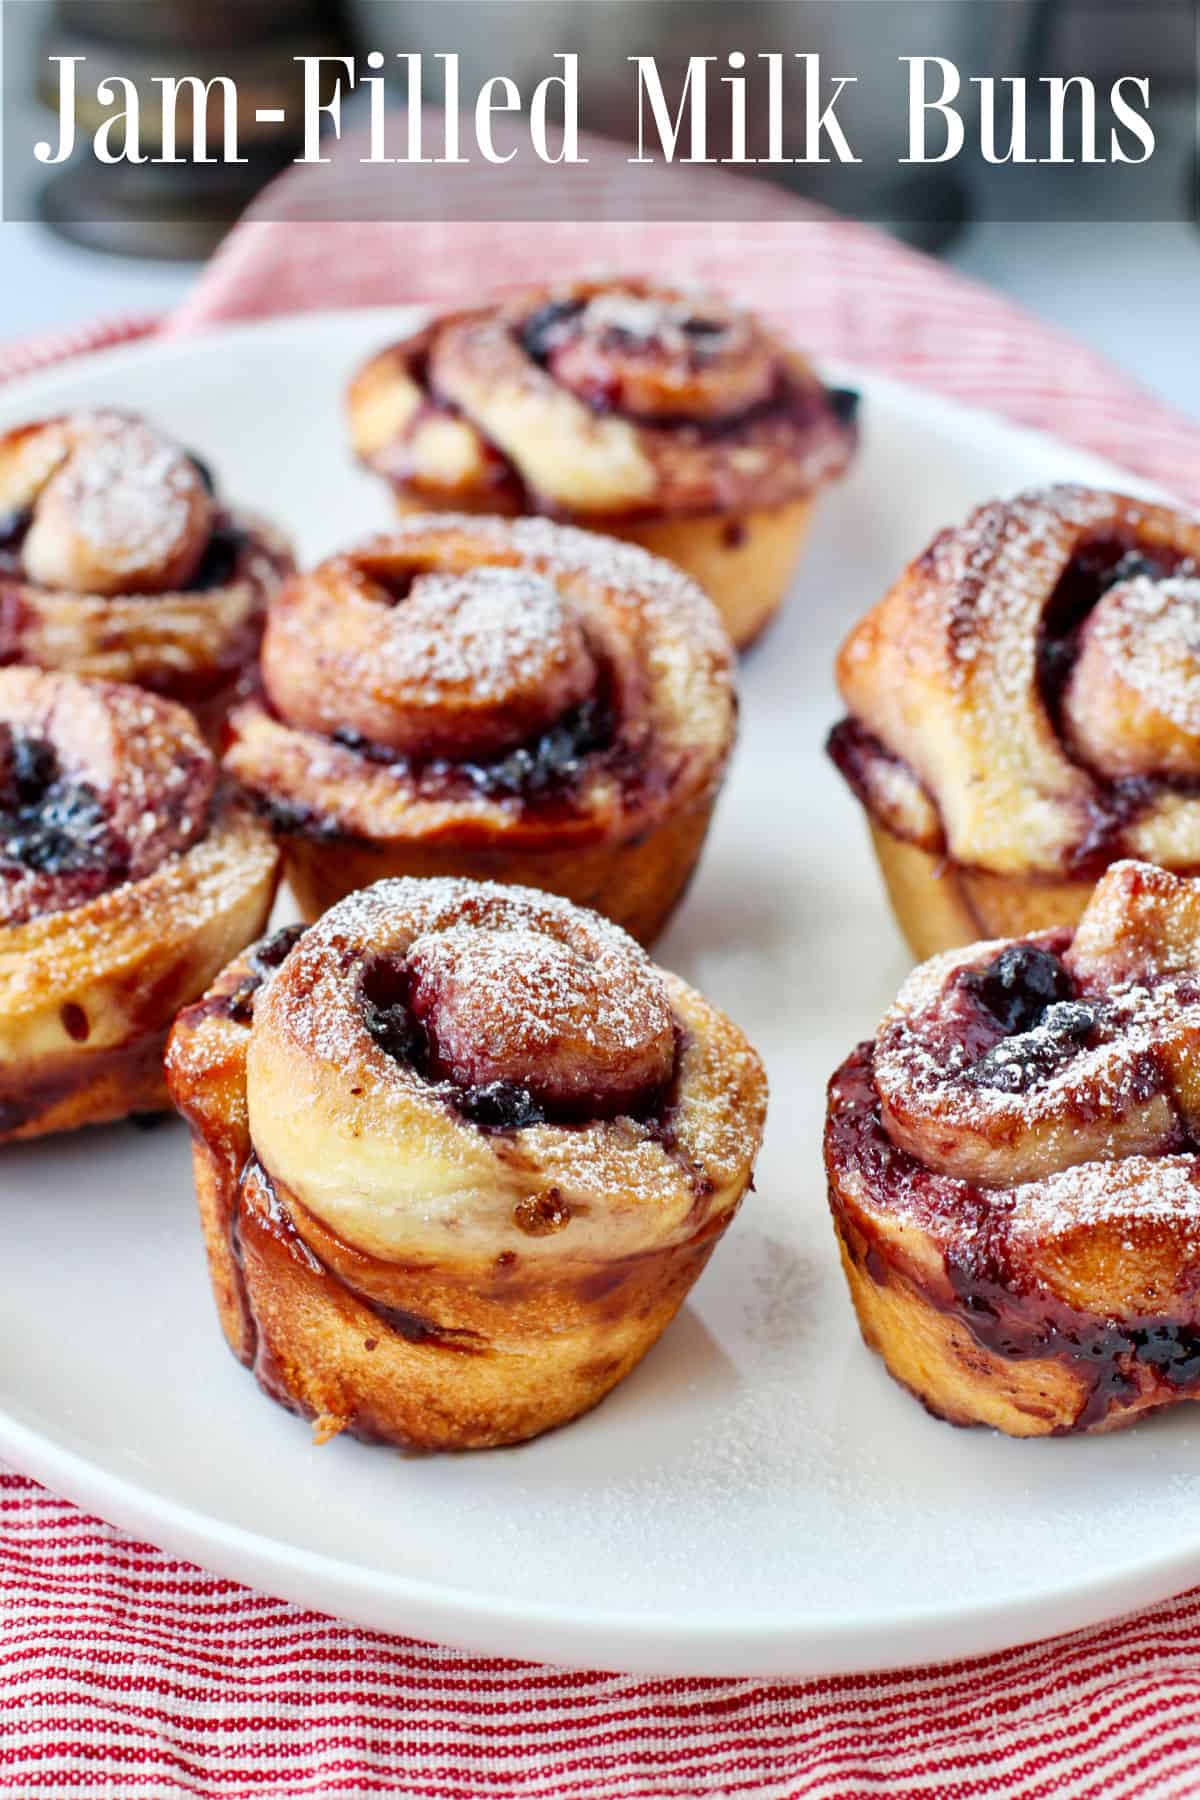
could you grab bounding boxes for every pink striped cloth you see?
[6,145,1200,1794]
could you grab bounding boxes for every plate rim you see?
[0,308,1185,1677]
[0,304,1170,508]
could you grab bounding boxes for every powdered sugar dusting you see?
[61,416,199,577]
[246,875,766,1266]
[291,875,665,1073]
[840,483,1200,872]
[276,557,601,760]
[364,281,854,515]
[1085,574,1200,734]
[0,668,215,926]
[376,513,735,706]
[878,946,1192,1152]
[17,411,213,598]
[410,919,666,1050]
[578,289,740,357]
[919,484,1116,677]
[406,920,675,1107]
[242,514,735,838]
[1012,1154,1200,1243]
[378,513,727,649]
[386,567,584,699]
[871,880,1200,1248]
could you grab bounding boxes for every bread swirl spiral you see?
[829,486,1200,958]
[226,514,735,943]
[349,279,858,648]
[0,410,292,738]
[827,860,1200,1435]
[167,878,766,1450]
[0,667,279,1140]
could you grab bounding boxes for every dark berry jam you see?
[459,696,612,801]
[941,1252,1200,1429]
[679,315,728,348]
[330,727,393,764]
[967,1000,1098,1094]
[827,386,861,427]
[596,313,729,359]
[188,520,247,592]
[1037,999,1095,1042]
[356,952,665,1134]
[258,794,344,842]
[1127,1322,1200,1385]
[0,509,31,553]
[359,956,547,1131]
[1037,534,1194,730]
[0,729,117,876]
[224,985,256,1027]
[965,944,1075,1035]
[458,1081,548,1131]
[331,693,615,810]
[6,733,55,801]
[827,1042,1200,1431]
[224,922,308,1023]
[252,922,306,976]
[360,958,424,1066]
[186,451,216,495]
[520,299,586,364]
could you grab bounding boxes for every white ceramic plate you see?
[0,309,1190,1678]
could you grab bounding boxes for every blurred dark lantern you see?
[36,0,352,257]
[343,0,1048,248]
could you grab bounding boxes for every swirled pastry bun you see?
[0,409,293,738]
[166,878,767,1451]
[827,860,1200,1436]
[225,514,736,944]
[349,279,858,648]
[0,667,279,1141]
[828,486,1200,960]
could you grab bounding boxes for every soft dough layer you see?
[828,486,1200,957]
[825,861,1200,1436]
[0,668,280,1140]
[225,515,737,945]
[167,877,767,1450]
[0,408,293,737]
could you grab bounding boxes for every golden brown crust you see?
[1062,576,1200,779]
[600,499,818,653]
[388,489,818,656]
[349,280,856,648]
[0,410,293,738]
[259,543,598,762]
[826,860,1200,1436]
[830,486,1200,958]
[350,281,855,520]
[166,877,767,1451]
[276,784,720,949]
[0,670,280,1141]
[859,816,1104,962]
[225,515,736,944]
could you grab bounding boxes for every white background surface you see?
[0,312,1197,1677]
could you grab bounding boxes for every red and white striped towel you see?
[5,136,1200,1796]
